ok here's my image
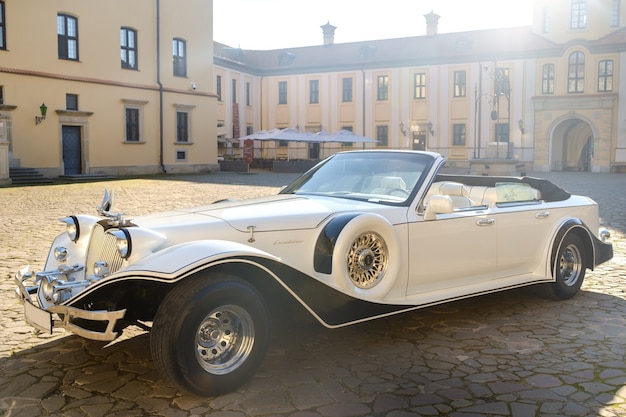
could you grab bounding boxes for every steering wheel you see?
[387,188,409,197]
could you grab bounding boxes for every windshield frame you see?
[279,151,437,206]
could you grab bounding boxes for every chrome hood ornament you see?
[97,189,126,225]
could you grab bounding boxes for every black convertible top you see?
[434,174,571,203]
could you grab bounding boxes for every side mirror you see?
[424,195,454,221]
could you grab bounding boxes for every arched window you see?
[598,60,614,92]
[568,52,585,93]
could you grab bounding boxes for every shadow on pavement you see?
[2,284,625,416]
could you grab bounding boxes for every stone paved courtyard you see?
[0,170,625,417]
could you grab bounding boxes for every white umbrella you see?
[317,129,378,143]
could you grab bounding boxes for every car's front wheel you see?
[151,274,270,396]
[543,233,587,300]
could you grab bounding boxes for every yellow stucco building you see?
[0,0,217,184]
[2,0,625,184]
[215,0,626,174]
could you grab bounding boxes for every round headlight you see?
[60,216,80,242]
[109,229,132,259]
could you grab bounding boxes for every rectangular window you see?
[246,82,251,106]
[542,64,555,94]
[571,0,587,29]
[66,94,78,110]
[376,125,388,146]
[125,108,140,142]
[377,75,388,100]
[495,123,510,142]
[568,51,585,93]
[414,73,426,99]
[309,80,319,104]
[232,79,237,104]
[0,1,6,50]
[120,27,138,70]
[172,38,186,77]
[278,81,288,105]
[342,78,353,102]
[176,111,189,142]
[58,14,79,60]
[341,125,354,147]
[598,60,614,92]
[0,85,4,105]
[495,68,510,95]
[611,0,620,26]
[543,7,550,33]
[453,123,466,146]
[216,75,222,101]
[453,71,466,97]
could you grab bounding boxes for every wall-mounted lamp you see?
[400,122,407,136]
[427,121,434,136]
[517,119,525,134]
[35,103,48,125]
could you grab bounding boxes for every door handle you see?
[535,211,550,219]
[476,218,495,226]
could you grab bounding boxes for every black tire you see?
[151,274,270,396]
[543,234,587,300]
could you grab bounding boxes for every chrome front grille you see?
[85,225,125,276]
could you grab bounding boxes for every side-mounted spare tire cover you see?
[329,213,401,300]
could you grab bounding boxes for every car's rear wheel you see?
[542,234,586,300]
[151,274,270,396]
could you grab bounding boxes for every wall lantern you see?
[427,121,435,136]
[35,103,48,125]
[517,119,525,134]
[400,122,407,136]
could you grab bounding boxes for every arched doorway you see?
[551,118,593,172]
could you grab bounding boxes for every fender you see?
[548,218,594,277]
[63,239,281,304]
[314,213,362,274]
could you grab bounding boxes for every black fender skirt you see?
[242,255,411,328]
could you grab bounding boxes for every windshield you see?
[280,151,435,204]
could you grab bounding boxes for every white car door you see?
[406,207,497,300]
[491,202,555,279]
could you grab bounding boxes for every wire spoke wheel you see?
[347,231,388,289]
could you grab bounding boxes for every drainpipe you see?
[156,0,166,172]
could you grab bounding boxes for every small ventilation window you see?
[176,150,187,161]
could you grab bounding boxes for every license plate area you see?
[24,301,53,334]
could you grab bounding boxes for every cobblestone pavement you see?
[0,170,625,417]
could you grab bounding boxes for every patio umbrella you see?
[317,129,378,143]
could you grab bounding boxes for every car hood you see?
[130,194,389,232]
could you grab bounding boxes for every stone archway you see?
[550,118,593,172]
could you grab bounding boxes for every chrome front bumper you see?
[15,267,126,341]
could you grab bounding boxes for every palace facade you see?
[215,0,626,173]
[2,0,625,185]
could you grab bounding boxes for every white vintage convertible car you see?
[15,150,613,396]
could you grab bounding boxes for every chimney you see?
[424,10,440,36]
[321,21,337,46]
